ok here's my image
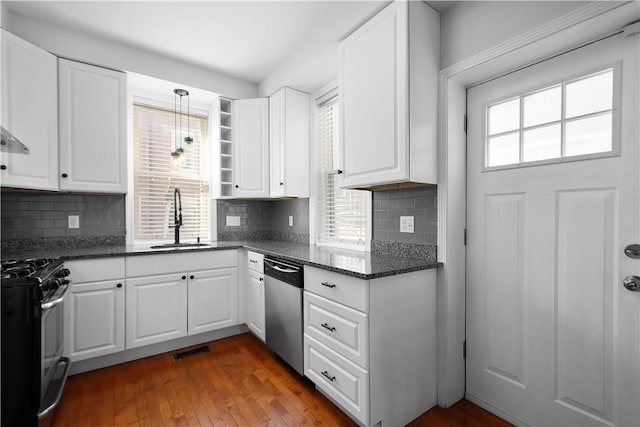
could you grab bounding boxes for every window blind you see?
[133,103,210,241]
[315,94,366,245]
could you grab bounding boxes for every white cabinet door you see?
[246,269,265,342]
[269,87,310,198]
[126,273,188,349]
[187,268,239,335]
[58,59,127,193]
[0,30,58,190]
[232,98,269,198]
[65,279,125,361]
[339,2,408,188]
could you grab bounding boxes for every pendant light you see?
[171,88,192,158]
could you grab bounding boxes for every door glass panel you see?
[523,124,561,162]
[488,98,520,135]
[565,70,613,118]
[487,133,519,167]
[565,113,612,157]
[523,86,561,127]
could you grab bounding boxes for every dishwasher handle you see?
[264,258,301,273]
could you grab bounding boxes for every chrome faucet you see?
[170,188,182,244]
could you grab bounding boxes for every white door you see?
[58,59,127,193]
[187,268,238,335]
[246,269,265,341]
[466,33,639,426]
[65,279,125,362]
[232,98,269,198]
[126,274,187,349]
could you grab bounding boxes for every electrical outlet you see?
[289,216,293,227]
[226,216,240,227]
[400,216,414,233]
[68,215,79,229]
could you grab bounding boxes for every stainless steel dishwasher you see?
[264,256,304,375]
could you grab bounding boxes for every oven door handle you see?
[41,282,70,311]
[37,357,70,419]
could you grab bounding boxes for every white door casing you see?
[466,32,639,427]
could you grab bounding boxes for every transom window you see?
[484,66,618,169]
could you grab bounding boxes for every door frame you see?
[436,1,640,410]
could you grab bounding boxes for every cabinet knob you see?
[235,185,239,188]
[0,165,6,170]
[190,275,195,280]
[61,173,68,178]
[279,182,284,186]
[116,283,123,288]
[259,277,264,282]
[336,169,343,175]
[182,275,187,280]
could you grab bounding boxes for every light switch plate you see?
[289,216,293,227]
[68,215,79,229]
[226,216,240,227]
[400,216,414,233]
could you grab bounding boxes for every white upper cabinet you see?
[269,87,310,198]
[338,1,439,189]
[232,98,270,198]
[0,30,58,191]
[58,59,127,193]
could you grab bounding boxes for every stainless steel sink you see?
[150,243,212,249]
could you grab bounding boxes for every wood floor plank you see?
[52,333,510,427]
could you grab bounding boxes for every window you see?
[485,66,617,169]
[315,91,367,246]
[132,102,210,242]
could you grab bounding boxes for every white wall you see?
[0,2,9,28]
[259,1,386,96]
[5,11,258,99]
[440,1,590,70]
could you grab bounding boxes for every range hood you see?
[0,126,30,154]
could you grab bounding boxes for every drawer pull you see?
[321,281,336,288]
[321,370,336,382]
[321,323,336,332]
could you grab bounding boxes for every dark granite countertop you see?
[1,241,440,280]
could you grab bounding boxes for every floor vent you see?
[172,345,210,361]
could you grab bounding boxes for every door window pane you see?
[523,86,561,127]
[565,70,613,118]
[523,124,561,162]
[487,133,519,167]
[565,113,612,157]
[488,98,520,135]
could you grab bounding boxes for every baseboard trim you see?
[465,393,530,427]
[68,324,250,375]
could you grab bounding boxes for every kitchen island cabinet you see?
[338,0,439,189]
[125,251,239,349]
[64,258,125,362]
[1,30,58,191]
[303,265,437,426]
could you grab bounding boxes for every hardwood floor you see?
[52,333,511,427]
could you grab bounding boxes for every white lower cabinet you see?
[125,273,188,349]
[246,269,265,341]
[64,258,125,362]
[188,268,238,334]
[303,266,437,427]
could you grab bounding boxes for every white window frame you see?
[126,88,216,246]
[481,62,621,172]
[309,80,372,251]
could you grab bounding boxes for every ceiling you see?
[6,1,456,92]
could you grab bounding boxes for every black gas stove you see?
[1,257,71,427]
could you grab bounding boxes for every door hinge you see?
[464,228,467,246]
[464,114,468,133]
[463,341,467,359]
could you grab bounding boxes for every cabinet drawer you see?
[304,291,368,368]
[66,257,125,282]
[304,266,368,312]
[247,250,264,274]
[126,250,237,277]
[304,334,369,425]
